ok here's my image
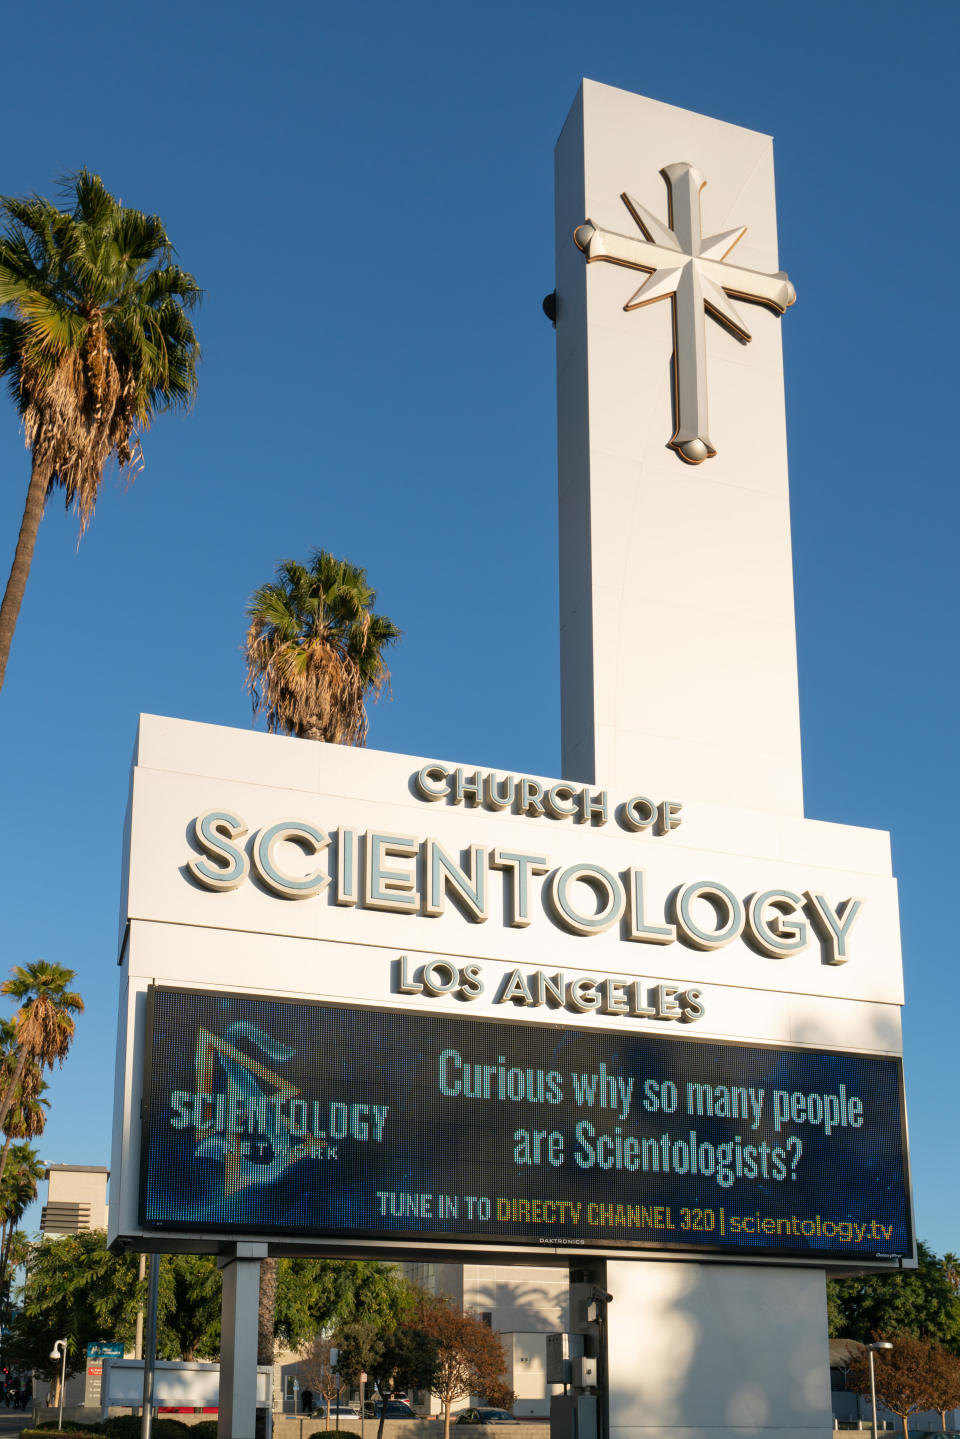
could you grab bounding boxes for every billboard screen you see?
[140,987,911,1261]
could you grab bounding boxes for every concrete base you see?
[271,1424,550,1439]
[606,1261,832,1439]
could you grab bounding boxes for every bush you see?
[309,1431,364,1439]
[23,1432,100,1438]
[187,1423,218,1439]
[31,1427,102,1435]
[102,1421,189,1439]
[101,1420,143,1439]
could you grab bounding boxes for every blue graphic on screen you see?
[140,988,912,1259]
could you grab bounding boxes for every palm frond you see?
[244,550,401,745]
[0,174,201,532]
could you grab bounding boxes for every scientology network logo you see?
[164,1016,389,1201]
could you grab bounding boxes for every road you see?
[0,1413,34,1435]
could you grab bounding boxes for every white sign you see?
[108,714,904,1259]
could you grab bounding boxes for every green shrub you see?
[102,1420,189,1439]
[152,1423,190,1439]
[101,1419,142,1439]
[309,1431,364,1439]
[23,1431,99,1438]
[31,1427,102,1435]
[186,1423,218,1439]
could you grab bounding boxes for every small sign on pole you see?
[85,1344,125,1409]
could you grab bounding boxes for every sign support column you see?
[218,1242,267,1439]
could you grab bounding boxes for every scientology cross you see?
[554,81,804,815]
[550,79,833,1439]
[573,162,796,464]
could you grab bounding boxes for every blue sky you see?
[0,0,957,1257]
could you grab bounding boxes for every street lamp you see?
[867,1341,893,1439]
[49,1339,67,1433]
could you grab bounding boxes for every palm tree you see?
[0,962,83,1187]
[3,1228,31,1303]
[0,170,201,691]
[0,1088,47,1297]
[0,1142,44,1303]
[245,553,398,1364]
[244,550,400,744]
[0,1040,48,1175]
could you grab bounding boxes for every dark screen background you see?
[140,987,911,1260]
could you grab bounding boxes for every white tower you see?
[551,79,905,1439]
[556,81,803,816]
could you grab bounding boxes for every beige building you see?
[402,1262,567,1417]
[41,1163,109,1234]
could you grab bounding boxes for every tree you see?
[0,1140,43,1258]
[244,550,400,744]
[415,1295,509,1439]
[0,961,83,1188]
[848,1336,939,1439]
[944,1255,960,1296]
[6,1231,142,1396]
[7,1238,403,1389]
[243,556,400,1363]
[828,1242,960,1350]
[158,1254,222,1362]
[295,1266,423,1421]
[257,1254,279,1370]
[3,1226,30,1300]
[336,1318,437,1439]
[925,1345,960,1430]
[296,1336,341,1424]
[0,1053,48,1158]
[259,1257,412,1395]
[0,1141,43,1324]
[8,1235,225,1385]
[0,172,201,691]
[484,1381,518,1411]
[276,1258,412,1353]
[0,1029,49,1274]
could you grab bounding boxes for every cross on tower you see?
[574,162,796,463]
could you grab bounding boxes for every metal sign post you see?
[140,1255,160,1439]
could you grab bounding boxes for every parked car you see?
[455,1410,520,1425]
[364,1400,418,1418]
[318,1404,359,1419]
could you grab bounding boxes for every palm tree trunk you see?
[0,457,47,694]
[0,1219,8,1308]
[0,1217,13,1321]
[256,1258,278,1439]
[257,1255,278,1365]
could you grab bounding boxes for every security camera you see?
[591,1288,614,1305]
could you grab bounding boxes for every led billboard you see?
[140,986,911,1261]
